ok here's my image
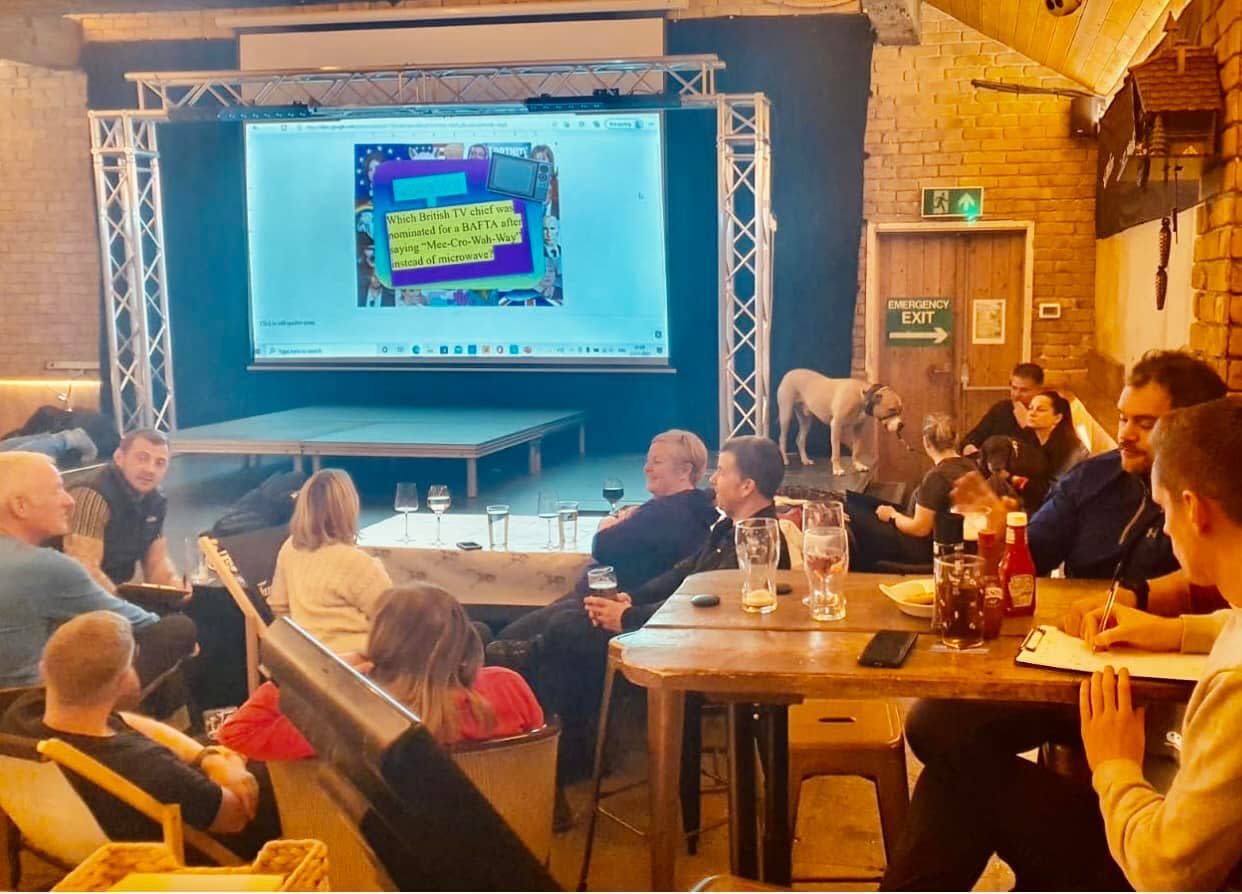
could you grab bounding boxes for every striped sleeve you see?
[68,487,111,541]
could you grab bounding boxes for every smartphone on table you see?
[858,630,919,668]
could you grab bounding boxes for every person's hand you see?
[1079,666,1146,771]
[596,515,620,532]
[962,444,979,457]
[1013,401,1029,429]
[1082,603,1184,653]
[1061,588,1137,636]
[950,471,1013,532]
[201,752,259,820]
[875,505,897,523]
[340,651,376,675]
[584,592,632,634]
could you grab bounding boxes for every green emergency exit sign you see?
[886,297,952,347]
[922,187,984,219]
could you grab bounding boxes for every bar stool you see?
[576,652,726,891]
[786,698,909,876]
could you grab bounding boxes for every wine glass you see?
[602,478,624,516]
[536,489,559,550]
[427,485,451,546]
[394,482,419,543]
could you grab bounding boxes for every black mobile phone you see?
[858,630,919,668]
[456,541,483,551]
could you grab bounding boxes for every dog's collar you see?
[863,384,885,416]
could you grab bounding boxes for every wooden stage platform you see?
[172,406,588,497]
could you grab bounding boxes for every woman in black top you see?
[1025,390,1089,481]
[851,413,977,570]
[1010,390,1089,510]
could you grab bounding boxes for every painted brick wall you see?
[1191,0,1242,393]
[0,60,100,377]
[852,5,1098,388]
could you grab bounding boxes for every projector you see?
[1043,0,1083,15]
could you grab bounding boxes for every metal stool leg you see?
[681,695,704,855]
[576,654,619,891]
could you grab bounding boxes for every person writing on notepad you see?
[881,398,1242,891]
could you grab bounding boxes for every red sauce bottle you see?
[999,512,1036,618]
[978,529,1005,638]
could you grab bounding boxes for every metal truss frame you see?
[89,111,178,434]
[91,56,772,445]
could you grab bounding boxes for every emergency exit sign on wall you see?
[922,187,984,219]
[886,297,952,346]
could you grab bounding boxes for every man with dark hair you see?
[586,435,790,633]
[960,362,1044,455]
[907,350,1227,768]
[63,429,181,594]
[881,398,1242,891]
[526,436,789,788]
[1,611,280,859]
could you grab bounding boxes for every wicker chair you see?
[449,724,560,863]
[268,759,395,892]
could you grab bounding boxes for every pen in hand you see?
[1092,579,1120,653]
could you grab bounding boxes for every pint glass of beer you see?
[587,566,619,601]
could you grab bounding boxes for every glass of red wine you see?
[602,478,624,516]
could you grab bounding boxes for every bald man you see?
[0,452,195,692]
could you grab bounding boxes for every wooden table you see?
[612,570,1194,890]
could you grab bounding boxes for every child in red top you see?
[219,586,544,761]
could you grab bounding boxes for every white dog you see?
[776,369,907,475]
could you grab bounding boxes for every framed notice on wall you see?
[971,298,1006,345]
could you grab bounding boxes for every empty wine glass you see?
[427,485,451,546]
[394,482,419,543]
[536,489,559,550]
[602,478,624,516]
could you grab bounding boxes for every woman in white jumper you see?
[267,469,391,655]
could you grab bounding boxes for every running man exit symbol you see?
[922,187,984,219]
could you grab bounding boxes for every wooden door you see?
[872,229,1026,491]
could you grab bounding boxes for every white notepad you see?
[1017,625,1206,682]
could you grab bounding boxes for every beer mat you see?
[1016,625,1205,682]
[927,642,989,654]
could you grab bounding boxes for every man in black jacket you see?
[959,362,1043,456]
[536,436,789,781]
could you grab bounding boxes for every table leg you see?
[579,423,586,456]
[647,687,685,892]
[758,705,792,885]
[727,703,759,880]
[292,455,304,474]
[466,458,478,499]
[529,439,542,476]
[310,455,322,473]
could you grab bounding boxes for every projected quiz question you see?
[388,202,523,270]
[244,113,671,364]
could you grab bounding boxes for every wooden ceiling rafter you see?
[926,0,1188,96]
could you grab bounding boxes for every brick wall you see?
[852,5,1098,388]
[1191,0,1242,393]
[0,60,100,377]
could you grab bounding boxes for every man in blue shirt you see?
[0,452,195,694]
[908,351,1227,766]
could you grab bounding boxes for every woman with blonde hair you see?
[219,586,544,759]
[851,413,977,571]
[267,468,391,655]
